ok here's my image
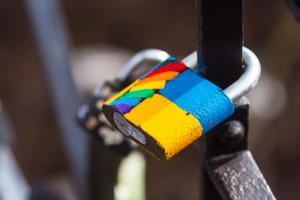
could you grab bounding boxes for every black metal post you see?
[196,0,243,89]
[197,1,244,199]
[196,1,276,200]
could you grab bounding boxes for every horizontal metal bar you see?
[205,150,276,200]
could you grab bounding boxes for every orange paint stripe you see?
[136,71,179,85]
[130,81,166,92]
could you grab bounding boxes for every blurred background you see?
[0,0,300,199]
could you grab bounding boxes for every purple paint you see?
[114,104,131,114]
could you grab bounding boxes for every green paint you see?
[121,89,154,99]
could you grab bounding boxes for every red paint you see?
[137,71,179,85]
[145,62,187,78]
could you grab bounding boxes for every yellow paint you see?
[125,94,202,159]
[130,81,166,92]
[104,80,139,105]
[136,71,179,85]
[125,94,170,125]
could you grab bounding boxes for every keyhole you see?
[113,112,147,145]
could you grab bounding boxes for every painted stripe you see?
[125,94,171,125]
[136,71,179,85]
[106,58,191,119]
[130,81,166,92]
[159,69,234,133]
[109,97,140,106]
[121,89,154,99]
[125,94,202,160]
[104,80,139,105]
[114,104,131,114]
[139,57,177,79]
[145,62,187,78]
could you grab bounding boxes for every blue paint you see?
[109,97,140,106]
[159,69,234,134]
[168,57,176,61]
[139,57,177,79]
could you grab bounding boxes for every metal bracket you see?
[206,150,276,200]
[203,98,276,199]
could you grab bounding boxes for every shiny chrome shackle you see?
[181,47,261,102]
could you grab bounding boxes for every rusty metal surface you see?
[206,151,276,200]
[202,97,276,200]
[201,97,276,200]
[202,98,250,200]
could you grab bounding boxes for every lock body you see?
[102,57,234,160]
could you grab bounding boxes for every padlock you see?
[102,47,261,160]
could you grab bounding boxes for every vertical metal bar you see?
[196,0,243,88]
[196,0,275,198]
[24,0,88,199]
[196,1,244,199]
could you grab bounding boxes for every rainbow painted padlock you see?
[102,47,260,160]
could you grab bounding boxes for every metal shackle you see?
[92,49,170,97]
[116,49,170,82]
[181,47,261,102]
[117,47,261,103]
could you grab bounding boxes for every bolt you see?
[219,120,245,145]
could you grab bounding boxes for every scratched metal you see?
[206,151,276,200]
